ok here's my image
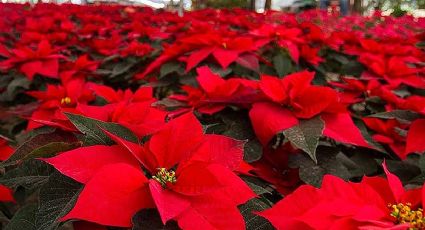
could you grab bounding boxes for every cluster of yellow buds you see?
[152,168,177,187]
[60,96,72,105]
[389,203,425,229]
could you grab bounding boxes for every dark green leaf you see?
[368,110,422,122]
[36,172,82,230]
[0,160,54,191]
[65,113,138,145]
[244,139,263,163]
[220,112,255,140]
[132,209,179,230]
[288,147,351,187]
[160,62,182,78]
[283,116,324,163]
[239,198,273,230]
[4,204,37,230]
[244,181,271,196]
[272,53,292,77]
[384,160,421,184]
[340,60,364,77]
[1,131,78,167]
[0,77,31,101]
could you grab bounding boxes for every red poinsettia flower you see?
[258,162,424,230]
[250,24,304,63]
[120,40,153,57]
[77,84,167,137]
[0,40,63,80]
[360,55,425,89]
[364,117,425,159]
[26,78,94,130]
[329,78,383,104]
[59,55,99,83]
[137,32,268,79]
[249,71,370,147]
[300,45,323,66]
[363,118,407,158]
[91,33,122,56]
[43,113,255,228]
[169,66,260,115]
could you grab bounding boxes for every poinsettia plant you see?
[0,3,425,230]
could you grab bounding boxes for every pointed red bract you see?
[259,163,423,230]
[149,180,191,224]
[148,113,204,170]
[322,113,370,148]
[405,119,425,155]
[0,185,15,203]
[62,163,153,227]
[249,102,298,145]
[43,145,139,183]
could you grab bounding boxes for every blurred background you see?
[0,0,423,17]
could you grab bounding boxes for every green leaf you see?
[65,113,138,145]
[243,139,263,163]
[244,181,271,196]
[273,53,292,77]
[288,146,351,187]
[110,59,138,78]
[239,198,273,230]
[368,110,422,122]
[1,130,78,167]
[283,116,324,163]
[220,112,255,140]
[160,62,182,78]
[340,60,364,77]
[4,204,37,230]
[0,76,31,101]
[0,160,54,191]
[35,172,82,230]
[131,209,179,230]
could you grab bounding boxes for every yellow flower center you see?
[389,203,425,229]
[60,97,72,105]
[222,42,227,49]
[152,168,176,187]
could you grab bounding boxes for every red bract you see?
[360,55,425,89]
[0,137,14,161]
[169,66,260,115]
[138,32,268,78]
[259,163,424,230]
[363,118,407,158]
[120,40,153,57]
[43,113,254,228]
[59,55,99,82]
[0,185,15,203]
[251,144,300,195]
[0,137,15,203]
[77,84,167,137]
[0,40,63,79]
[250,24,304,63]
[250,71,369,147]
[364,117,425,159]
[26,78,94,130]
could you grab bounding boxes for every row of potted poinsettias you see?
[0,3,425,229]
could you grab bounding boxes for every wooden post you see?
[264,0,272,10]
